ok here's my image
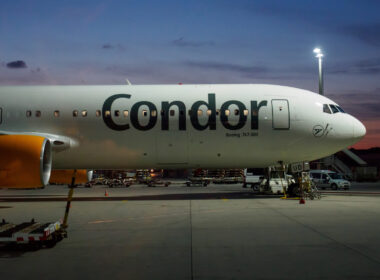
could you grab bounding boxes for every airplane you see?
[0,84,366,188]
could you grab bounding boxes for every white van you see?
[309,170,350,190]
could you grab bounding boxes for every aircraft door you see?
[272,99,290,129]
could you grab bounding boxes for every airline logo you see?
[313,124,330,137]
[102,93,268,132]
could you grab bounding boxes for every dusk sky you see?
[0,0,379,148]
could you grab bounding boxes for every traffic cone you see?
[299,198,305,204]
[104,189,109,197]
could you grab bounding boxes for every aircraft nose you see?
[353,118,366,139]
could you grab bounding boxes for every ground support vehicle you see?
[243,168,265,189]
[306,183,321,200]
[84,181,94,188]
[222,169,244,184]
[146,178,171,187]
[92,177,106,185]
[108,178,131,188]
[259,169,289,194]
[309,170,350,190]
[208,169,243,184]
[0,219,64,248]
[123,178,135,186]
[216,176,243,184]
[136,169,151,184]
[136,169,170,187]
[185,177,211,187]
[286,172,321,199]
[207,169,224,184]
[185,169,211,187]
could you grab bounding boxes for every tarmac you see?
[1,182,380,280]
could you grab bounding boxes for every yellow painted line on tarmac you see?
[222,198,229,201]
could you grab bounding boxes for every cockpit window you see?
[329,104,339,114]
[336,106,345,113]
[323,104,331,114]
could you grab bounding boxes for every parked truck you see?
[243,168,265,190]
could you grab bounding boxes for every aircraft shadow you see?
[0,192,282,202]
[0,242,61,258]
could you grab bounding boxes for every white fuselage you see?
[0,84,366,169]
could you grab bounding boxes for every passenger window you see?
[329,105,339,114]
[26,110,32,117]
[96,110,101,117]
[197,109,203,116]
[322,174,328,180]
[54,111,60,117]
[123,110,129,117]
[142,110,147,117]
[82,110,87,117]
[35,111,41,117]
[73,110,78,117]
[225,110,230,116]
[170,110,175,116]
[151,110,157,117]
[104,110,111,117]
[323,104,331,114]
[234,109,239,116]
[206,109,212,116]
[114,110,120,117]
[243,109,248,116]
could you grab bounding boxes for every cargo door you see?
[272,99,289,129]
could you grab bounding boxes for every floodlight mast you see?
[313,48,324,95]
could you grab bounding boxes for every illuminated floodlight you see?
[313,47,324,95]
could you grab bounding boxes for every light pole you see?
[313,48,324,95]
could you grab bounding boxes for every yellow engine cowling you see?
[0,135,52,188]
[50,170,93,184]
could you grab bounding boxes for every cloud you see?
[342,23,380,47]
[102,44,113,49]
[172,37,215,48]
[185,61,267,75]
[101,43,125,51]
[104,64,157,76]
[327,57,380,75]
[6,60,27,69]
[30,67,41,74]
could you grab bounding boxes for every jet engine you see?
[0,135,52,188]
[50,169,93,185]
